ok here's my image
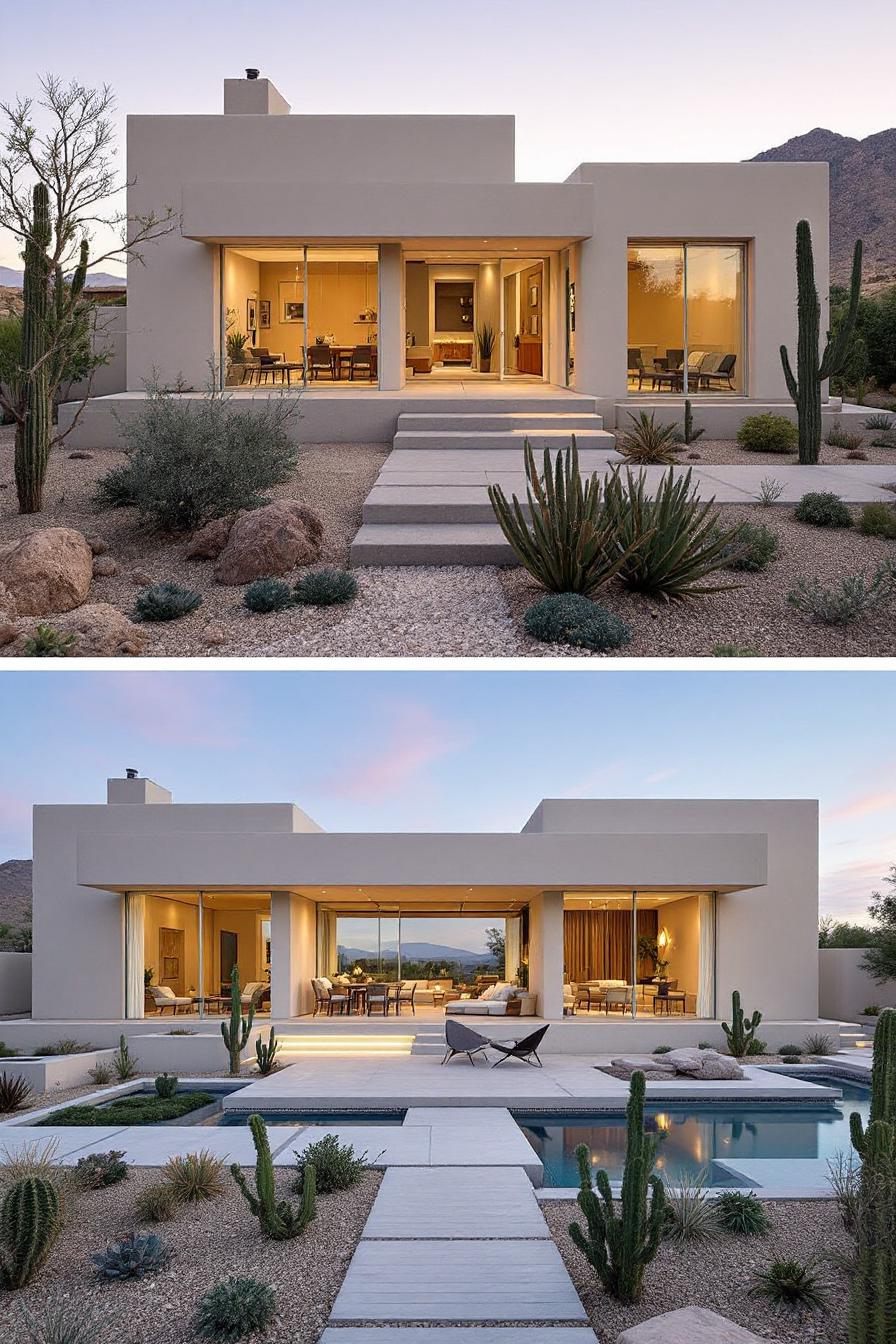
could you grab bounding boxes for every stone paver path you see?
[322,1331,598,1344]
[363,1166,549,1240]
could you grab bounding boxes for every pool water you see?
[213,1109,407,1127]
[514,1076,871,1187]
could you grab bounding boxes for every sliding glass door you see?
[627,243,745,395]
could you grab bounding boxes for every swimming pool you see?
[514,1075,870,1187]
[212,1109,407,1127]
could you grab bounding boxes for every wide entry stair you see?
[351,398,619,567]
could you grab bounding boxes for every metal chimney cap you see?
[245,68,260,79]
[125,768,138,779]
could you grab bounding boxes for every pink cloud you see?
[319,702,469,801]
[825,787,896,823]
[65,673,243,748]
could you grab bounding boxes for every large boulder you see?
[213,501,323,586]
[0,528,93,615]
[611,1056,675,1076]
[664,1048,744,1080]
[13,603,148,657]
[183,512,244,560]
[617,1306,771,1343]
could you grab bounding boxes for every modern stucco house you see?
[61,70,832,449]
[13,773,823,1048]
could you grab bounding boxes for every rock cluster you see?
[185,502,323,585]
[611,1048,745,1082]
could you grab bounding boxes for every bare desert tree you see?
[0,75,177,512]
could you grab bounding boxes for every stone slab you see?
[321,1331,599,1344]
[77,1124,302,1165]
[330,1239,587,1322]
[711,1156,834,1193]
[0,1125,129,1162]
[617,1306,772,1343]
[291,1125,431,1167]
[364,1166,548,1239]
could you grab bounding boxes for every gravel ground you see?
[2,424,895,657]
[667,427,896,469]
[3,1162,381,1344]
[543,1198,852,1343]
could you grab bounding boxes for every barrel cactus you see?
[0,1175,61,1288]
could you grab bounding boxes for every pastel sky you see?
[2,0,893,270]
[0,668,893,928]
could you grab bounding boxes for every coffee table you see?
[654,992,687,1015]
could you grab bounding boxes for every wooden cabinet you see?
[434,340,473,364]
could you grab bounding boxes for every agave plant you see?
[616,410,682,465]
[603,467,743,601]
[488,438,635,595]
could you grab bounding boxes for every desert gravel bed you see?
[543,1198,851,1343]
[3,1162,381,1344]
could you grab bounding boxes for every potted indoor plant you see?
[476,323,496,373]
[226,330,249,385]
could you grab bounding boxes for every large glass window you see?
[628,244,744,395]
[222,246,378,389]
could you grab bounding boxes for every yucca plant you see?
[488,438,635,595]
[0,1072,32,1114]
[616,410,682,464]
[663,1167,719,1244]
[603,468,742,601]
[749,1258,828,1313]
[161,1150,226,1203]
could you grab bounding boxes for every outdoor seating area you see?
[441,1018,550,1066]
[563,980,696,1016]
[627,347,739,393]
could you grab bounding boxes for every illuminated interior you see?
[627,243,745,395]
[140,891,271,1015]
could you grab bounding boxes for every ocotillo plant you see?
[568,1071,665,1304]
[722,990,762,1058]
[848,1118,896,1343]
[221,965,254,1076]
[851,1006,896,1157]
[780,220,862,465]
[231,1114,316,1240]
[255,1027,279,1076]
[16,184,51,514]
[0,1175,61,1288]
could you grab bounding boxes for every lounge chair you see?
[147,984,193,1015]
[700,353,737,390]
[396,982,417,1014]
[441,1017,492,1066]
[489,1024,549,1068]
[241,981,268,1011]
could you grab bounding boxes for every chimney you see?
[107,773,172,805]
[223,71,290,116]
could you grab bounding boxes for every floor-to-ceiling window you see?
[222,246,379,389]
[627,243,745,395]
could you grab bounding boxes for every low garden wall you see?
[3,1048,116,1092]
[0,950,31,1014]
[819,947,896,1022]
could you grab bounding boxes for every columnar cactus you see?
[0,1175,61,1288]
[568,1071,665,1304]
[15,184,52,514]
[722,990,762,1058]
[851,1006,896,1157]
[780,220,863,465]
[221,964,254,1076]
[848,1119,896,1343]
[230,1114,316,1240]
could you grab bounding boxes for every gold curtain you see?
[564,909,658,982]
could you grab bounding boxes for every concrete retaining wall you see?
[0,952,31,1015]
[819,947,896,1022]
[3,1048,117,1092]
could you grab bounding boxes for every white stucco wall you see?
[819,947,896,1021]
[0,951,31,1015]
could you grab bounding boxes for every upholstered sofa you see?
[446,983,537,1017]
[405,345,433,374]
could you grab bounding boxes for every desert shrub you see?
[0,1139,62,1188]
[603,467,741,601]
[864,413,895,431]
[92,1231,170,1279]
[0,1072,31,1114]
[824,420,864,451]
[21,625,75,658]
[697,1041,715,1050]
[859,502,896,538]
[87,1062,113,1085]
[737,413,798,454]
[794,491,852,528]
[745,1038,767,1056]
[523,592,632,651]
[73,1150,129,1190]
[0,1042,17,1058]
[161,1150,227,1203]
[781,1055,802,1063]
[293,1134,369,1195]
[293,567,358,606]
[712,644,759,657]
[167,1028,197,1036]
[615,410,681,464]
[721,522,780,573]
[132,581,202,622]
[787,563,896,626]
[748,1258,828,1312]
[243,578,293,613]
[135,1183,179,1223]
[94,380,300,533]
[870,431,896,448]
[113,1034,136,1081]
[827,1152,860,1233]
[776,1043,803,1056]
[193,1276,276,1343]
[715,1191,769,1235]
[154,1073,178,1099]
[33,1039,91,1057]
[16,1295,105,1344]
[663,1168,719,1244]
[37,1093,213,1127]
[756,476,784,507]
[802,1032,834,1055]
[652,1045,672,1055]
[863,1004,881,1016]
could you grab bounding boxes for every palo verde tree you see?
[0,76,176,512]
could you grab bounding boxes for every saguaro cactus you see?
[221,964,254,1076]
[15,184,52,514]
[851,1006,896,1157]
[722,990,762,1058]
[568,1071,665,1304]
[231,1114,316,1240]
[0,1175,61,1288]
[780,220,863,465]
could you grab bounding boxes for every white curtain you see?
[317,908,338,977]
[505,916,522,984]
[124,892,146,1019]
[697,891,716,1019]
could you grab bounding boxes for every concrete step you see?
[321,1332,600,1344]
[393,428,615,452]
[351,523,515,567]
[396,412,603,433]
[364,486,505,524]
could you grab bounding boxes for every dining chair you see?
[308,344,334,380]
